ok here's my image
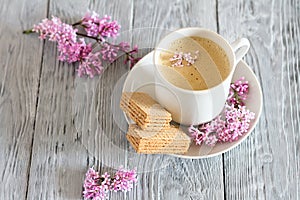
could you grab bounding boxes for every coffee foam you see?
[158,36,230,90]
[158,63,194,90]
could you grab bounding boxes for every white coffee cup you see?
[153,27,250,125]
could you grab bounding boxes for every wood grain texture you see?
[218,0,300,199]
[131,1,224,199]
[26,0,133,200]
[1,0,299,200]
[0,0,47,199]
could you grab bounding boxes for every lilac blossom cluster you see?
[27,12,140,78]
[189,77,255,146]
[227,77,249,106]
[81,12,120,38]
[169,51,199,67]
[83,167,137,200]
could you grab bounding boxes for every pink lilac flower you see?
[202,116,226,135]
[219,104,255,142]
[170,51,198,67]
[119,42,140,67]
[83,168,109,200]
[118,42,130,52]
[188,126,205,145]
[33,16,85,63]
[82,12,120,38]
[227,77,249,107]
[127,56,141,69]
[123,45,140,68]
[110,166,137,192]
[101,172,111,185]
[170,52,184,67]
[33,16,77,42]
[117,42,140,68]
[83,167,137,200]
[57,38,93,63]
[77,52,103,78]
[189,123,219,146]
[204,134,218,146]
[100,43,119,63]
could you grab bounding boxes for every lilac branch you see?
[23,12,141,78]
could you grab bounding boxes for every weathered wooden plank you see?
[0,0,47,199]
[218,0,300,199]
[26,0,133,199]
[129,1,225,199]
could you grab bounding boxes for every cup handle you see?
[231,38,250,63]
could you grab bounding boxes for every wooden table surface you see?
[1,0,299,199]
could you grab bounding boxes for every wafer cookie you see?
[126,124,190,154]
[121,92,172,119]
[121,107,170,130]
[120,92,172,130]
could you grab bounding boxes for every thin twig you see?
[76,32,101,41]
[72,21,82,26]
[23,29,34,34]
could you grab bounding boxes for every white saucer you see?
[122,51,263,159]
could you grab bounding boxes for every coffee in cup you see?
[153,28,250,125]
[158,36,230,90]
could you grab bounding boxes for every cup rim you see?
[153,27,236,94]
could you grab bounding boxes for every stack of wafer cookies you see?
[120,92,190,154]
